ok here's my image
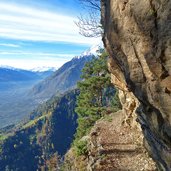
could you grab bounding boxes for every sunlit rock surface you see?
[102,0,171,170]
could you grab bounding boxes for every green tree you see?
[75,50,119,140]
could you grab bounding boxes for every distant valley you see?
[0,49,96,129]
[0,67,54,128]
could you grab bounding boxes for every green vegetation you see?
[111,89,122,112]
[0,134,8,141]
[74,49,121,156]
[0,90,79,171]
[22,115,47,129]
[75,139,88,156]
[0,49,122,170]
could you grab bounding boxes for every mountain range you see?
[29,43,103,100]
[0,67,52,82]
[0,44,101,128]
[0,43,103,170]
[30,56,92,100]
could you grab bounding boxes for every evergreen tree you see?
[75,50,120,139]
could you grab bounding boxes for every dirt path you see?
[88,111,156,171]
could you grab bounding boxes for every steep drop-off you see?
[0,90,78,171]
[101,0,171,170]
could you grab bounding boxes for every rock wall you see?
[101,0,171,170]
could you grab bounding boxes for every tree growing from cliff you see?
[76,0,102,37]
[75,50,120,140]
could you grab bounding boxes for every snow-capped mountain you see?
[30,55,93,100]
[0,65,56,72]
[0,65,22,71]
[76,42,104,58]
[31,66,57,72]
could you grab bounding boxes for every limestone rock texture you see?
[101,0,171,170]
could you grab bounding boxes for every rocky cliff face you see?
[101,0,171,170]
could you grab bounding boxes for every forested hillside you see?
[0,90,78,171]
[0,49,121,171]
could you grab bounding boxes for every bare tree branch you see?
[80,0,101,11]
[76,0,102,37]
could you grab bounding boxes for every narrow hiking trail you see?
[88,111,156,171]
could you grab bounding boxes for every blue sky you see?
[0,0,101,70]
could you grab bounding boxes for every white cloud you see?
[0,51,75,59]
[0,58,70,70]
[0,2,101,45]
[0,2,102,70]
[0,43,20,48]
[0,50,75,69]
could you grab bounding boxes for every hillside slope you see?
[0,90,78,171]
[30,56,93,100]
